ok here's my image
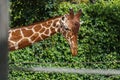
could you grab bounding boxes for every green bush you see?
[10,0,60,27]
[9,0,120,79]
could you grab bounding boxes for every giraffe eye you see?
[62,17,65,21]
[75,22,79,26]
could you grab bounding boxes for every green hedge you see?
[10,0,60,27]
[9,0,120,79]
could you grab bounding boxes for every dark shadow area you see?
[0,0,8,80]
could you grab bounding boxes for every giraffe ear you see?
[75,9,82,19]
[69,8,74,19]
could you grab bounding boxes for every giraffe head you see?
[60,9,82,56]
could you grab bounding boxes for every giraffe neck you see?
[9,16,61,51]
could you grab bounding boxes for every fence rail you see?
[9,60,120,65]
[10,66,120,75]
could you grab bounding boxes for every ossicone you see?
[75,9,82,19]
[69,8,74,19]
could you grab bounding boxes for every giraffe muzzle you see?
[71,47,78,56]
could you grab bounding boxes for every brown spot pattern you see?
[30,33,39,41]
[45,20,52,28]
[10,30,22,42]
[9,46,15,51]
[42,23,47,26]
[9,42,15,51]
[34,37,42,42]
[22,28,33,37]
[18,39,31,49]
[42,21,52,28]
[48,20,52,24]
[50,27,56,35]
[41,34,48,39]
[39,27,45,33]
[53,20,59,26]
[46,23,51,28]
[34,25,42,32]
[44,29,49,35]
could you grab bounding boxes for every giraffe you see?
[9,9,82,56]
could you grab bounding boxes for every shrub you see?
[9,0,120,79]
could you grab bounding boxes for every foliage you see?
[10,0,60,27]
[9,0,120,79]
